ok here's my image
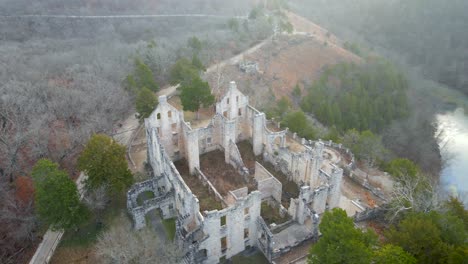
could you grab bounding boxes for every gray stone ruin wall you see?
[254,162,282,203]
[311,186,328,214]
[129,80,350,263]
[146,95,184,160]
[256,216,274,262]
[198,191,262,263]
[249,106,265,156]
[226,187,248,206]
[130,120,201,231]
[127,177,160,209]
[225,140,249,176]
[239,61,259,74]
[196,115,223,155]
[216,81,249,122]
[327,165,344,209]
[181,121,200,174]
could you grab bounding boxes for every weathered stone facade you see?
[127,81,346,263]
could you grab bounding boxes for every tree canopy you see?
[373,245,417,264]
[385,158,419,181]
[281,110,316,139]
[169,57,205,86]
[136,87,158,119]
[78,134,133,194]
[342,129,387,167]
[385,211,467,264]
[179,76,214,118]
[126,58,159,93]
[301,60,409,133]
[309,208,377,264]
[32,159,88,230]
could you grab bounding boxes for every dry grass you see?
[173,159,224,212]
[51,246,97,264]
[167,95,214,129]
[237,141,257,169]
[261,202,289,226]
[200,150,255,196]
[256,157,299,208]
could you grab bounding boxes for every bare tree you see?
[386,173,444,222]
[0,184,37,264]
[83,184,109,223]
[95,214,182,264]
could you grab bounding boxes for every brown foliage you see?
[15,176,35,206]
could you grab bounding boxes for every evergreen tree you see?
[385,158,419,181]
[301,60,409,133]
[385,212,467,264]
[32,159,88,230]
[169,57,200,86]
[187,36,202,54]
[136,87,157,119]
[373,245,417,264]
[309,208,377,264]
[126,58,159,92]
[179,76,214,119]
[78,134,133,194]
[282,110,316,139]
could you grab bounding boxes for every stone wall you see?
[146,95,183,159]
[225,140,247,175]
[254,162,282,203]
[198,191,261,263]
[129,81,350,263]
[195,167,226,208]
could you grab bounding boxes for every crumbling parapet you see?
[252,112,265,156]
[185,129,200,175]
[327,165,343,209]
[225,140,249,178]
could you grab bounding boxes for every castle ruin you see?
[127,81,344,263]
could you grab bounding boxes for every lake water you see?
[436,108,468,201]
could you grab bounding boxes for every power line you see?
[0,14,248,19]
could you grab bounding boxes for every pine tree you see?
[136,87,157,119]
[180,76,214,119]
[32,159,88,230]
[78,134,133,194]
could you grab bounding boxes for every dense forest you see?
[0,0,260,15]
[0,1,273,262]
[290,0,468,95]
[301,60,409,132]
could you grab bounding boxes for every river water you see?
[436,108,468,201]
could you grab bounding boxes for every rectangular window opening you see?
[244,228,249,239]
[221,237,227,251]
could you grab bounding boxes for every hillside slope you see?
[204,12,361,106]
